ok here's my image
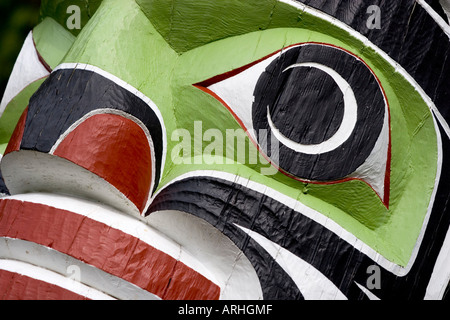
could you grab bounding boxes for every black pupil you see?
[252,43,386,181]
[269,65,345,145]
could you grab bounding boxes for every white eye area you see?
[196,42,391,206]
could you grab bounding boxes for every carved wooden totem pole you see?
[1,0,450,300]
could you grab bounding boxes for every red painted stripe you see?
[0,199,220,300]
[0,269,88,300]
[4,107,28,155]
[53,113,152,212]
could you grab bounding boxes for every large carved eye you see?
[195,43,391,206]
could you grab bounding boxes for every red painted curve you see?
[53,113,152,212]
[0,199,220,300]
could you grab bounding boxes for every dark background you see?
[0,0,41,100]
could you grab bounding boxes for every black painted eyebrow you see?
[21,68,164,193]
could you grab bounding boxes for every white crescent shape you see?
[355,282,381,300]
[267,62,358,155]
[235,224,347,300]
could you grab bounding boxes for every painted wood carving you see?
[1,0,450,300]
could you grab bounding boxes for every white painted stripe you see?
[146,210,263,300]
[1,195,262,299]
[2,193,218,287]
[52,62,167,204]
[349,99,390,202]
[0,258,115,300]
[416,0,450,39]
[0,32,50,117]
[0,237,160,300]
[237,224,347,300]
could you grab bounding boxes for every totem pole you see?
[1,0,450,300]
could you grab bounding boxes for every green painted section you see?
[0,79,45,155]
[39,0,438,266]
[39,0,102,36]
[33,17,76,69]
[172,27,437,266]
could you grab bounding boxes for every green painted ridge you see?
[137,0,280,53]
[33,17,76,70]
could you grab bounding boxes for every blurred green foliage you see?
[0,0,41,98]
